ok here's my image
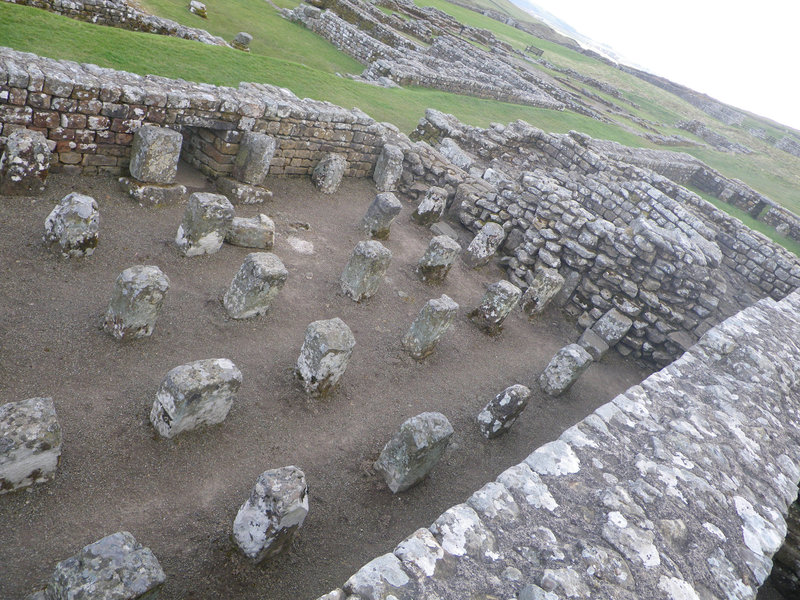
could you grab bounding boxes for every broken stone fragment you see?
[312,152,347,194]
[373,143,404,191]
[233,466,309,562]
[175,192,235,256]
[520,266,565,318]
[402,294,458,360]
[464,221,505,268]
[296,318,356,396]
[362,192,402,239]
[232,31,253,51]
[539,344,593,397]
[469,280,521,334]
[417,235,461,283]
[43,192,99,258]
[476,384,531,439]
[233,132,276,186]
[225,214,275,249]
[150,358,243,438]
[216,177,273,204]
[591,308,633,346]
[128,125,182,184]
[0,397,62,495]
[411,186,447,226]
[0,128,51,195]
[340,240,392,302]
[223,252,288,319]
[374,412,454,493]
[103,265,170,340]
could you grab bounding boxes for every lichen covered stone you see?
[43,193,99,258]
[225,214,275,249]
[175,192,234,257]
[412,186,447,226]
[539,344,593,396]
[233,132,276,186]
[311,153,347,194]
[373,143,403,191]
[296,318,356,396]
[476,384,531,439]
[468,280,521,334]
[417,235,461,283]
[0,129,51,195]
[464,222,505,268]
[520,266,565,318]
[128,125,182,184]
[340,240,392,302]
[402,294,458,360]
[223,252,287,319]
[362,192,402,239]
[103,265,170,340]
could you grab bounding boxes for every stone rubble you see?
[223,252,288,319]
[340,240,392,302]
[175,192,235,256]
[362,191,402,239]
[312,152,347,194]
[296,317,356,396]
[538,343,593,396]
[402,294,458,359]
[43,192,100,257]
[416,234,461,283]
[0,128,51,195]
[476,384,531,439]
[103,265,170,340]
[411,186,447,226]
[468,280,521,335]
[464,221,505,268]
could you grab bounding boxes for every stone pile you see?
[43,192,100,257]
[175,192,235,256]
[0,128,51,194]
[223,252,288,319]
[416,235,461,283]
[120,125,187,204]
[340,240,392,302]
[103,265,170,340]
[296,318,356,396]
[402,294,458,359]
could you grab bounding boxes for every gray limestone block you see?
[362,192,402,240]
[296,317,356,396]
[373,143,404,191]
[469,280,522,335]
[340,240,392,302]
[394,528,447,580]
[0,128,51,195]
[43,192,99,258]
[216,177,273,204]
[591,308,633,346]
[43,531,165,599]
[233,466,309,562]
[437,137,473,171]
[232,31,253,51]
[578,327,610,361]
[430,503,498,561]
[119,177,187,205]
[464,222,505,268]
[417,235,461,283]
[225,215,275,249]
[0,397,62,495]
[521,266,565,318]
[374,412,454,493]
[476,384,531,439]
[402,294,459,360]
[128,125,182,184]
[175,192,235,257]
[312,152,347,194]
[412,186,447,226]
[233,132,276,186]
[343,553,418,599]
[223,252,287,319]
[150,358,243,438]
[539,344,593,397]
[103,265,170,340]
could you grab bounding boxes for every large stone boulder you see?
[233,132,276,186]
[128,125,182,184]
[476,384,531,439]
[464,222,505,268]
[340,240,392,302]
[402,295,458,360]
[296,318,356,396]
[468,280,521,334]
[411,186,447,226]
[374,412,454,493]
[417,235,461,283]
[43,193,99,258]
[103,265,170,340]
[233,466,309,562]
[0,129,51,195]
[362,192,402,240]
[175,192,234,257]
[373,144,403,191]
[223,252,288,319]
[312,153,347,194]
[539,344,593,397]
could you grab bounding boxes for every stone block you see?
[225,214,275,249]
[476,384,531,439]
[232,31,253,51]
[233,132,276,185]
[373,143,403,191]
[468,280,521,334]
[0,397,62,494]
[343,553,417,599]
[374,412,453,493]
[312,152,347,194]
[592,308,633,346]
[539,344,593,397]
[216,176,273,204]
[402,294,458,360]
[412,186,447,226]
[43,192,99,258]
[578,327,610,360]
[223,252,287,319]
[521,266,565,318]
[464,222,505,268]
[119,177,187,205]
[340,240,392,302]
[150,358,243,438]
[362,192,402,239]
[189,0,207,17]
[103,265,170,340]
[234,466,308,562]
[175,192,234,256]
[128,125,182,184]
[296,318,356,396]
[438,137,472,170]
[0,128,51,195]
[417,235,461,283]
[429,221,460,241]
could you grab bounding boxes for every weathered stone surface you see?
[402,294,458,359]
[417,235,461,283]
[175,192,234,256]
[340,240,392,302]
[520,266,565,318]
[189,0,207,17]
[0,129,50,195]
[468,280,521,334]
[578,327,610,361]
[296,318,356,396]
[223,252,287,319]
[412,186,447,226]
[438,137,472,170]
[362,192,402,239]
[216,177,273,204]
[232,31,253,51]
[150,358,243,438]
[539,343,593,396]
[225,214,275,249]
[311,152,347,194]
[119,177,187,205]
[429,221,461,241]
[591,308,633,346]
[43,192,99,258]
[103,265,170,340]
[0,397,62,494]
[464,221,505,268]
[128,125,182,184]
[476,384,531,439]
[373,143,404,191]
[233,466,309,562]
[343,553,417,599]
[233,132,276,186]
[374,412,454,493]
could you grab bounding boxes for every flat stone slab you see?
[216,177,273,204]
[225,214,275,249]
[223,252,287,319]
[539,343,593,397]
[468,280,521,334]
[296,318,356,396]
[363,192,402,240]
[43,192,99,258]
[402,294,458,360]
[103,265,170,340]
[464,222,505,268]
[175,192,234,257]
[129,125,182,184]
[0,128,51,195]
[119,177,187,205]
[476,384,531,439]
[340,240,392,302]
[312,153,347,194]
[417,235,461,284]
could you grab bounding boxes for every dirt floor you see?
[0,166,656,599]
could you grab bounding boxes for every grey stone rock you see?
[223,252,288,319]
[539,344,593,396]
[312,153,347,194]
[578,327,610,361]
[233,132,276,186]
[150,358,243,438]
[430,503,498,560]
[362,192,402,239]
[232,31,253,51]
[402,294,459,360]
[412,186,447,226]
[315,590,346,600]
[296,318,356,396]
[128,125,182,184]
[438,137,473,170]
[464,222,505,268]
[175,192,234,257]
[0,129,50,195]
[344,553,416,599]
[189,0,207,17]
[225,215,275,249]
[521,266,565,318]
[374,412,454,493]
[417,235,461,283]
[476,384,531,439]
[216,177,273,204]
[103,265,170,340]
[43,193,100,258]
[469,280,521,334]
[340,240,392,302]
[373,143,404,191]
[233,466,309,562]
[119,177,187,205]
[429,221,461,241]
[519,583,559,600]
[0,397,62,494]
[592,308,633,346]
[394,528,446,578]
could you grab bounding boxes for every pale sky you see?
[523,0,800,131]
